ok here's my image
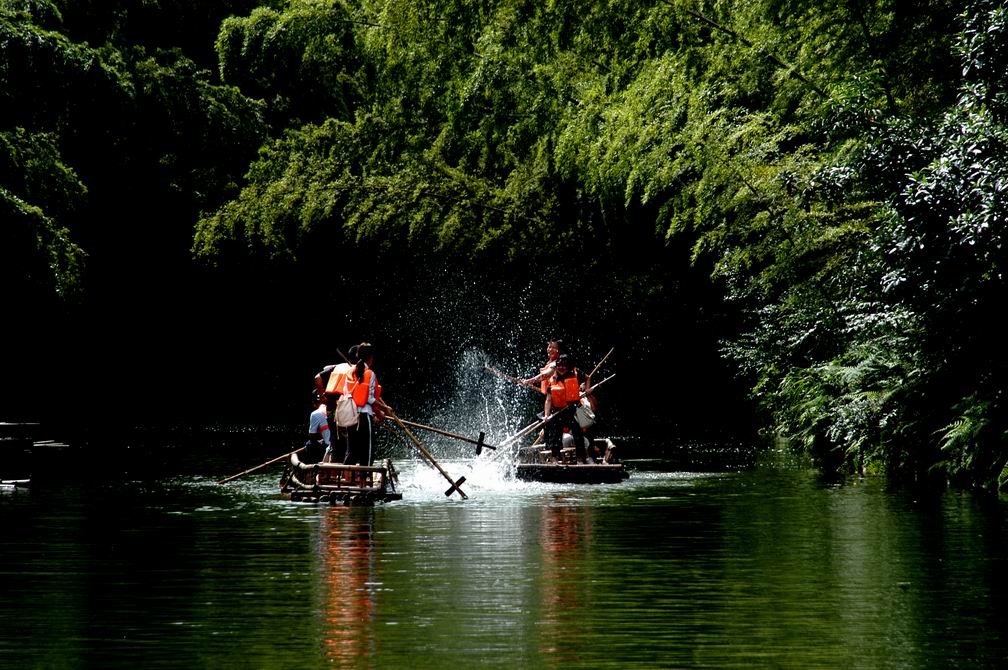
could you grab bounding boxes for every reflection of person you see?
[342,342,379,467]
[544,354,588,463]
[305,391,330,464]
[539,503,588,655]
[320,509,375,663]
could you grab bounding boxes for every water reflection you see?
[2,465,1008,669]
[317,507,378,666]
[539,496,592,661]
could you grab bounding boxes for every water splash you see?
[365,271,613,484]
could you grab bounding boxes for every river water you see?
[2,448,1007,669]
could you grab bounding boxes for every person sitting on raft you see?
[305,390,330,465]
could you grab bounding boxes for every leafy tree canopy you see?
[7,0,1008,488]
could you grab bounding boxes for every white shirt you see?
[309,405,330,446]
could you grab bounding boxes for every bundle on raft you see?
[279,452,402,505]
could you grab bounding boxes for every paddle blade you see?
[444,476,467,498]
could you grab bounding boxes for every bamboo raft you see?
[279,453,402,505]
[515,437,629,484]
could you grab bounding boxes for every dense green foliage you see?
[4,0,1006,489]
[1,0,266,285]
[0,0,267,420]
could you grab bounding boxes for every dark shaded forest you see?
[3,0,1006,489]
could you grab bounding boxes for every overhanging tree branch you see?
[666,3,828,98]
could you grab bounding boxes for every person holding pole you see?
[524,338,565,448]
[342,342,379,467]
[521,338,565,392]
[544,354,589,464]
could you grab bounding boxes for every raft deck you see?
[280,453,402,505]
[515,438,629,484]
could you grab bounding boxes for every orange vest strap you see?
[346,368,374,407]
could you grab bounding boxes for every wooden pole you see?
[396,418,496,451]
[217,447,304,485]
[588,347,614,379]
[484,364,546,394]
[381,404,468,499]
[382,421,416,454]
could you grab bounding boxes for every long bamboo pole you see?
[217,447,304,485]
[396,419,496,452]
[484,363,546,394]
[380,403,468,499]
[588,347,614,379]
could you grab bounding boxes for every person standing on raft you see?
[544,354,589,464]
[342,342,380,467]
[521,338,565,392]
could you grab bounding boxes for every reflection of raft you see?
[279,453,402,505]
[1,479,30,492]
[2,422,76,489]
[515,437,629,484]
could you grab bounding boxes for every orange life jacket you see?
[345,368,375,408]
[549,371,580,409]
[325,365,382,402]
[324,363,353,395]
